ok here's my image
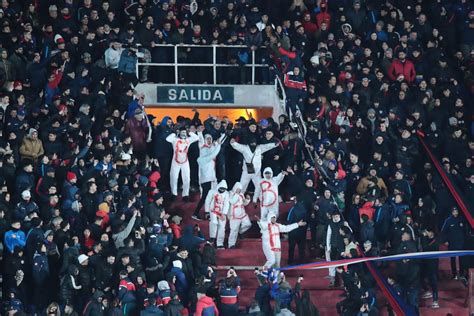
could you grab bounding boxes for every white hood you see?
[263,167,274,178]
[217,180,228,190]
[232,182,242,193]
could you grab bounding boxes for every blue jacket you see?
[118,50,137,74]
[32,252,49,284]
[4,229,26,253]
[140,305,164,316]
[171,267,188,298]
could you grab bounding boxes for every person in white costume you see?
[192,131,225,220]
[205,180,229,249]
[253,167,287,221]
[228,182,252,249]
[166,127,199,201]
[230,138,278,193]
[257,213,306,268]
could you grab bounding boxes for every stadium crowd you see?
[0,0,474,315]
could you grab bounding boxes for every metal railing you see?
[136,44,269,85]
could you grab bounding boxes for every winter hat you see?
[44,230,53,238]
[66,172,77,182]
[13,81,22,90]
[171,215,182,225]
[120,153,132,161]
[157,280,170,291]
[54,34,65,44]
[310,55,320,65]
[78,254,89,264]
[28,128,38,136]
[153,192,163,201]
[108,179,119,189]
[21,190,31,199]
[153,224,162,234]
[328,159,337,166]
[31,217,42,227]
[138,175,149,186]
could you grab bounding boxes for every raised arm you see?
[230,139,246,153]
[274,172,285,186]
[166,133,176,144]
[278,222,299,233]
[198,131,205,147]
[259,142,278,154]
[188,132,199,144]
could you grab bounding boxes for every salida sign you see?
[156,86,234,104]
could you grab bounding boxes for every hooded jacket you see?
[195,295,219,316]
[253,167,285,208]
[179,225,205,254]
[166,131,199,164]
[4,228,26,253]
[229,182,250,220]
[197,132,223,184]
[205,180,230,218]
[19,131,44,161]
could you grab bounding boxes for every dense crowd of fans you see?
[0,0,473,315]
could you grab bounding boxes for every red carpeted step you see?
[419,307,469,315]
[419,290,468,308]
[166,198,470,315]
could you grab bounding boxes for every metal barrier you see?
[136,44,269,85]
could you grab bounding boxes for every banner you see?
[280,250,474,271]
[135,83,279,108]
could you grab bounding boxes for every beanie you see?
[67,172,77,182]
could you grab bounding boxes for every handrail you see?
[143,43,266,48]
[135,44,269,85]
[137,62,268,67]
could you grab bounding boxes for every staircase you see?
[166,196,470,316]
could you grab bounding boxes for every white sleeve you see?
[204,190,214,214]
[188,132,199,144]
[326,225,332,250]
[221,193,230,216]
[258,220,268,231]
[278,222,299,233]
[166,133,176,144]
[231,141,246,153]
[259,142,278,154]
[229,193,239,205]
[274,172,285,186]
[198,131,204,147]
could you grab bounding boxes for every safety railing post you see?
[251,49,256,84]
[213,46,217,84]
[174,45,178,84]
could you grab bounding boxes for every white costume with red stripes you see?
[254,167,285,221]
[258,219,299,268]
[205,180,229,247]
[230,141,278,193]
[228,182,252,248]
[166,132,199,197]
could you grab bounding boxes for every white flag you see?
[190,0,198,15]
